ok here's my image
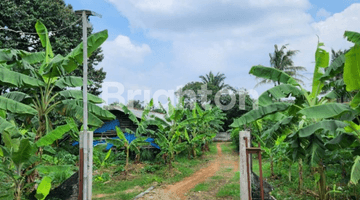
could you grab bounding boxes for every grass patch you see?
[216,183,240,199]
[211,175,223,180]
[220,142,234,153]
[93,143,218,199]
[191,182,211,192]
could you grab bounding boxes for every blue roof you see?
[94,119,120,133]
[73,119,160,150]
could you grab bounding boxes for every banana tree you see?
[0,111,76,199]
[0,21,114,141]
[118,99,156,137]
[155,132,187,170]
[231,39,360,199]
[106,127,147,170]
[342,30,360,186]
[0,21,115,190]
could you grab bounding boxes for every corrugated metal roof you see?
[106,105,168,123]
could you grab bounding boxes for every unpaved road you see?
[137,143,239,200]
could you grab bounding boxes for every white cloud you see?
[316,8,331,21]
[102,35,151,64]
[104,0,360,100]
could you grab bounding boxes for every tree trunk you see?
[288,164,292,182]
[126,147,129,170]
[317,165,327,200]
[298,158,303,192]
[270,156,274,177]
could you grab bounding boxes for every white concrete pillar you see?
[240,130,251,200]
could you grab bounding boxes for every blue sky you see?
[64,0,360,106]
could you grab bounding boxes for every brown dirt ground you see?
[137,142,239,200]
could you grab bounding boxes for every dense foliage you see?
[0,0,106,95]
[231,31,360,199]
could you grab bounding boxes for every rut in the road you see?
[138,143,230,200]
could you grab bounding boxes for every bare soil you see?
[137,142,239,200]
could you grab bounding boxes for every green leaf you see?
[121,104,140,125]
[36,124,71,147]
[57,100,103,127]
[350,91,360,110]
[115,126,127,143]
[54,76,86,88]
[258,84,303,106]
[0,117,21,137]
[230,103,290,128]
[320,54,345,81]
[103,149,112,164]
[350,156,360,185]
[297,120,348,138]
[298,103,355,119]
[306,135,326,167]
[262,116,293,142]
[0,67,45,88]
[344,44,360,91]
[43,30,108,77]
[0,96,37,115]
[11,139,34,167]
[35,176,52,200]
[142,99,154,121]
[35,21,54,65]
[325,133,358,150]
[249,65,300,86]
[344,31,360,46]
[59,90,104,104]
[65,100,115,120]
[2,91,31,102]
[310,42,329,100]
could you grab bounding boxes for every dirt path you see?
[137,143,238,200]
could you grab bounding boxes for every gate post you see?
[240,131,251,200]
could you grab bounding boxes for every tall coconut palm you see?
[199,71,233,90]
[199,71,234,105]
[255,44,306,87]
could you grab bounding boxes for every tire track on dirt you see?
[138,143,224,200]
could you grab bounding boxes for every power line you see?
[0,18,82,35]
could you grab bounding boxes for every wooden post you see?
[240,131,251,200]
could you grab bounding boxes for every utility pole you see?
[75,10,101,200]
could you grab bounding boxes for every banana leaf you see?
[36,124,72,147]
[59,90,104,104]
[35,21,54,65]
[2,91,31,102]
[54,76,87,88]
[350,156,360,185]
[35,176,52,200]
[344,43,360,91]
[298,103,356,119]
[57,100,103,127]
[310,42,329,100]
[320,54,345,81]
[344,31,360,46]
[258,84,303,106]
[325,132,358,150]
[0,96,37,115]
[230,102,291,128]
[0,67,45,88]
[43,30,108,77]
[11,139,34,168]
[0,117,21,136]
[297,120,348,138]
[249,65,300,86]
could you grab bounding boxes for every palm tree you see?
[199,71,234,91]
[199,71,234,105]
[255,44,306,87]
